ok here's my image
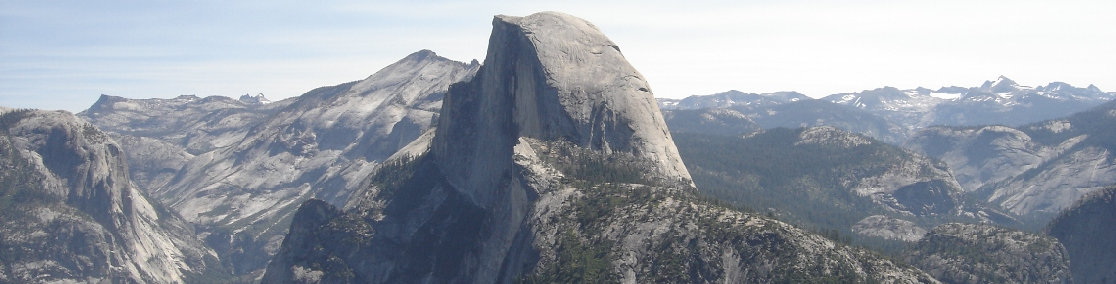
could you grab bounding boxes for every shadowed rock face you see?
[433,12,691,208]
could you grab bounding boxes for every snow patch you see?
[929,92,961,100]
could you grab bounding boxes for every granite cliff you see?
[263,12,934,283]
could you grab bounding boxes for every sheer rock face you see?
[0,110,220,283]
[265,12,936,284]
[433,12,691,208]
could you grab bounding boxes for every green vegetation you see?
[522,232,617,284]
[672,128,993,257]
[674,129,900,239]
[544,141,653,186]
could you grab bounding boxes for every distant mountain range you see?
[3,10,1114,283]
[907,100,1116,224]
[662,78,1116,231]
[660,76,1114,143]
[825,76,1113,130]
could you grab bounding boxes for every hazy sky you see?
[2,0,1114,112]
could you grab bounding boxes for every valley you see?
[2,10,1113,284]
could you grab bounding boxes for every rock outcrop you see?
[906,223,1072,284]
[1047,187,1116,284]
[80,50,479,276]
[906,100,1116,223]
[851,215,928,242]
[0,109,223,283]
[431,12,691,209]
[81,94,287,191]
[264,12,935,283]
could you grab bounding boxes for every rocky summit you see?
[263,12,934,283]
[430,12,692,210]
[0,109,223,283]
[79,50,479,277]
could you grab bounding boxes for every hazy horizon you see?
[3,0,1114,112]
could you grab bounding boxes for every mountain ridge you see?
[79,49,480,277]
[906,100,1116,224]
[0,109,223,283]
[263,12,934,283]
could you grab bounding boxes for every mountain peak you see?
[83,94,127,114]
[981,75,1020,93]
[433,11,691,207]
[1087,84,1103,93]
[402,49,439,62]
[238,93,271,104]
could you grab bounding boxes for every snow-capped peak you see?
[981,75,1021,93]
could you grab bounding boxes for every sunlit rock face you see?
[263,12,935,284]
[0,109,221,283]
[432,12,691,208]
[80,49,479,276]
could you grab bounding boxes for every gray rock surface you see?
[906,100,1116,222]
[432,12,691,209]
[0,109,222,283]
[851,215,927,242]
[1047,187,1116,284]
[80,49,479,277]
[264,12,936,284]
[906,223,1072,284]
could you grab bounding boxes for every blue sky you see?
[2,0,1114,112]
